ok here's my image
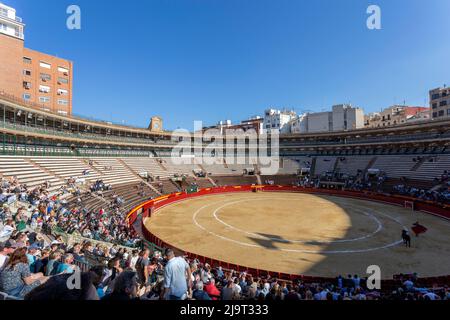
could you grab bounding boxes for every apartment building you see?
[430,86,450,120]
[263,109,297,133]
[290,104,364,134]
[365,105,430,128]
[0,2,73,115]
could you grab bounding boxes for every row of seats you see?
[286,155,450,182]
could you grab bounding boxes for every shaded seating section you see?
[183,177,215,189]
[414,156,450,181]
[213,175,258,186]
[278,158,301,175]
[152,179,180,194]
[260,175,299,185]
[314,157,337,176]
[334,156,374,176]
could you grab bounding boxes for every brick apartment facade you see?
[0,2,73,115]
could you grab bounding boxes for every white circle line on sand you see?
[211,197,383,244]
[191,197,407,254]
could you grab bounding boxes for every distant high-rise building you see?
[0,2,73,115]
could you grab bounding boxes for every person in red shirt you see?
[204,278,221,300]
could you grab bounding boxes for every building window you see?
[39,97,50,103]
[0,8,8,16]
[58,77,69,84]
[23,57,32,64]
[23,81,32,89]
[39,61,51,69]
[57,110,68,115]
[447,109,450,116]
[57,99,69,106]
[57,89,68,96]
[23,94,31,101]
[438,110,444,117]
[39,85,51,93]
[0,23,7,31]
[433,112,438,118]
[23,69,31,76]
[431,93,440,100]
[58,66,70,74]
[440,100,448,107]
[40,73,51,82]
[432,103,438,109]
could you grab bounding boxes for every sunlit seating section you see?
[31,157,103,183]
[159,158,198,177]
[122,157,172,179]
[0,156,64,191]
[88,158,140,186]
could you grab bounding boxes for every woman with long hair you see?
[0,247,48,298]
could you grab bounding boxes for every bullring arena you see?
[141,187,450,280]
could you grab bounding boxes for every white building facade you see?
[290,104,364,134]
[263,109,296,133]
[0,2,24,40]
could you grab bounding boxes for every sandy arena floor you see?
[144,192,450,278]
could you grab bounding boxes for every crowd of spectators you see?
[293,169,449,205]
[1,235,449,300]
[1,167,449,301]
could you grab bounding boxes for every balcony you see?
[0,10,22,22]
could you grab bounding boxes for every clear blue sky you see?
[7,0,450,130]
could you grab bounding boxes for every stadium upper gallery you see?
[0,1,449,306]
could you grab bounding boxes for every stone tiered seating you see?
[314,157,337,176]
[152,180,180,194]
[31,157,103,184]
[368,156,417,179]
[0,156,64,191]
[278,158,301,175]
[213,175,257,186]
[159,158,197,177]
[204,158,249,176]
[335,156,374,176]
[261,175,299,185]
[88,158,140,186]
[414,155,450,181]
[122,158,172,179]
[184,177,214,189]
